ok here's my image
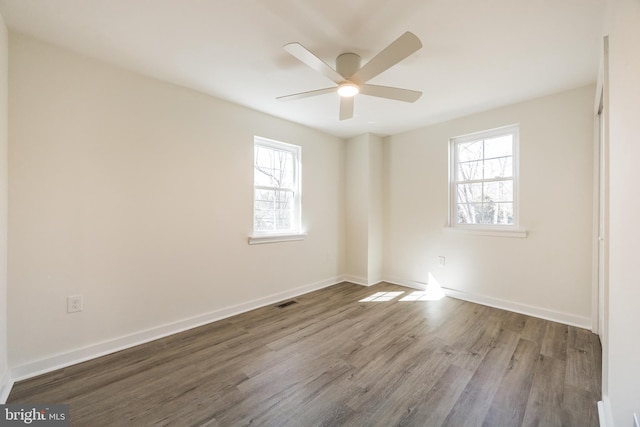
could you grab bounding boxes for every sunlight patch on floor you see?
[399,287,445,301]
[359,291,404,302]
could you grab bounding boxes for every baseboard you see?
[443,287,592,329]
[342,275,382,287]
[598,398,614,427]
[0,368,13,403]
[382,276,590,328]
[11,276,344,382]
[381,276,429,291]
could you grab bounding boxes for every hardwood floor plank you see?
[566,347,600,393]
[482,338,540,426]
[451,311,503,372]
[521,316,548,344]
[562,385,601,427]
[500,311,529,334]
[521,354,566,427]
[566,326,602,395]
[541,321,569,361]
[7,282,601,426]
[441,326,520,427]
[343,337,453,424]
[394,363,474,426]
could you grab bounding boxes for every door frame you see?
[592,36,609,337]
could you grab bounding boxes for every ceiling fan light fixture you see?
[337,82,359,97]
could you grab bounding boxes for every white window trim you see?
[443,226,527,238]
[248,233,307,245]
[447,124,526,237]
[250,136,304,243]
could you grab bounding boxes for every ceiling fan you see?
[278,32,423,121]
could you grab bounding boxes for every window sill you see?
[443,227,527,238]
[248,233,307,245]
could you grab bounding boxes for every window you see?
[252,137,302,241]
[450,125,519,229]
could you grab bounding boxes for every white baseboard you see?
[598,398,614,427]
[442,287,592,329]
[342,275,382,287]
[382,276,429,291]
[382,276,590,328]
[0,368,13,403]
[11,276,344,382]
[342,275,369,286]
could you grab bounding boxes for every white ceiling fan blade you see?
[339,96,354,121]
[284,42,345,84]
[277,87,337,101]
[360,84,422,102]
[352,32,422,84]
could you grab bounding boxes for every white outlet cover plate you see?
[67,295,83,313]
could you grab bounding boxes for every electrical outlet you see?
[438,256,446,267]
[67,295,83,313]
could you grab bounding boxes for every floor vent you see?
[276,300,298,308]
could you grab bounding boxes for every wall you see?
[8,34,345,375]
[602,0,640,425]
[384,85,595,326]
[345,133,383,285]
[367,134,383,284]
[345,135,369,282]
[0,13,9,401]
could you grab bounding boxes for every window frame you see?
[250,136,304,244]
[448,124,522,233]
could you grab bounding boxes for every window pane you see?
[254,166,276,187]
[457,203,482,224]
[276,210,292,230]
[484,156,512,179]
[484,135,512,159]
[254,189,294,232]
[273,150,294,188]
[254,146,272,168]
[469,201,514,225]
[494,203,514,225]
[484,180,513,203]
[254,147,295,189]
[457,140,483,162]
[254,189,274,231]
[456,182,482,204]
[478,201,496,224]
[457,160,483,181]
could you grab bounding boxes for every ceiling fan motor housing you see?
[336,52,361,80]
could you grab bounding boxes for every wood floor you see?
[8,282,602,427]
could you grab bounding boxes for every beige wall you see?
[345,135,369,282]
[603,0,640,424]
[345,133,383,285]
[8,34,346,369]
[0,13,8,396]
[367,134,383,284]
[384,85,595,325]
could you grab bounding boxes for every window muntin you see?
[253,137,301,235]
[450,125,519,228]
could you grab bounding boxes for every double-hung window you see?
[450,125,519,229]
[252,137,302,241]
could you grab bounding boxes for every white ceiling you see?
[0,0,605,138]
